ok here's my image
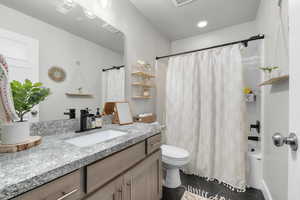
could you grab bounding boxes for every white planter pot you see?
[1,122,30,145]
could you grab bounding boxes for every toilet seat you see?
[161,145,189,166]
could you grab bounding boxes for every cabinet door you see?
[87,142,146,193]
[124,150,162,200]
[85,177,123,200]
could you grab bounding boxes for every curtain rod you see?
[102,65,125,72]
[156,34,265,60]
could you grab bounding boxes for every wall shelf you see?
[132,69,155,100]
[132,82,155,88]
[132,96,152,99]
[132,71,155,78]
[65,93,93,97]
[259,75,289,86]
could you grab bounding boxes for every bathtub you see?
[247,144,262,189]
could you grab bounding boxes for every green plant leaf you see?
[33,82,42,87]
[10,80,51,122]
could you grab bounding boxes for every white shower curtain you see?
[102,68,125,102]
[166,44,247,191]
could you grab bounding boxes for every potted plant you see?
[1,79,50,144]
[259,66,280,79]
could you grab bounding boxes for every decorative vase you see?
[1,122,30,144]
[273,68,281,78]
[143,90,150,97]
[264,71,272,80]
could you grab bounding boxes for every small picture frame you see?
[115,102,134,125]
[103,101,133,125]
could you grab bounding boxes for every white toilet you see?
[161,145,190,188]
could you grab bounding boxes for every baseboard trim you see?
[261,180,273,200]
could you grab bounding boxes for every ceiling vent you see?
[172,0,195,7]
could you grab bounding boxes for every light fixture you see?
[56,0,76,14]
[98,0,111,9]
[83,9,97,19]
[197,20,208,28]
[172,0,195,7]
[63,0,76,8]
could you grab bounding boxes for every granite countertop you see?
[0,122,162,200]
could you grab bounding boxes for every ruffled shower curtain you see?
[102,68,125,102]
[166,44,247,191]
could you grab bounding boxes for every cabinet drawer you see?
[15,170,81,200]
[146,134,161,154]
[86,142,146,193]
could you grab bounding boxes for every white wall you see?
[74,0,171,115]
[256,0,289,200]
[171,21,258,53]
[0,4,123,121]
[241,41,263,139]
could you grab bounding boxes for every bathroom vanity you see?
[15,136,161,200]
[0,123,162,200]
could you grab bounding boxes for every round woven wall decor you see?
[48,66,66,82]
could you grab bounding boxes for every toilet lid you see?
[161,145,189,160]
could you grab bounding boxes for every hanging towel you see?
[0,54,19,123]
[102,68,125,103]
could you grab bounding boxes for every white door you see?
[288,0,300,199]
[0,28,39,122]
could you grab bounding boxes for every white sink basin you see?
[65,129,127,147]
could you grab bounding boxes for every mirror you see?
[0,0,125,122]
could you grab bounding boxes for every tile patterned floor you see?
[163,172,265,200]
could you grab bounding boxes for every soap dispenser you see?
[95,108,103,128]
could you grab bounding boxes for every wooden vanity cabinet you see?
[85,134,162,200]
[12,134,162,200]
[13,170,82,200]
[86,142,146,193]
[84,177,123,200]
[123,150,162,200]
[85,150,162,200]
[146,134,161,155]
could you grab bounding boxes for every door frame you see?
[288,0,300,199]
[0,27,39,122]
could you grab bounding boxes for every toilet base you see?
[164,167,181,188]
